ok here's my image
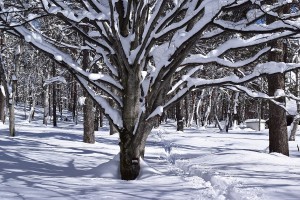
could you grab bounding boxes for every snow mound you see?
[93,154,121,179]
[137,158,162,180]
[93,154,161,180]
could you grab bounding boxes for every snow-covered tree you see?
[1,0,300,179]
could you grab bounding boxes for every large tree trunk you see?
[267,74,289,156]
[119,70,144,180]
[267,43,289,155]
[82,48,95,143]
[266,1,289,156]
[119,113,155,180]
[119,130,141,180]
[83,93,95,143]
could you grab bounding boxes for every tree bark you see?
[94,106,100,131]
[176,100,184,131]
[184,94,190,127]
[27,97,36,123]
[119,114,155,180]
[266,1,289,156]
[9,78,17,137]
[52,63,57,127]
[82,48,95,143]
[83,93,95,143]
[289,68,300,141]
[72,79,77,124]
[43,71,50,125]
[267,74,289,156]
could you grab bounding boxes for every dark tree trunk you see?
[58,84,63,120]
[99,110,103,127]
[184,95,189,127]
[9,77,17,137]
[82,48,95,143]
[266,1,289,156]
[94,106,100,131]
[109,121,118,135]
[176,100,184,131]
[43,71,50,125]
[267,74,289,156]
[52,63,57,127]
[119,133,141,180]
[83,93,95,143]
[72,79,77,123]
[119,115,154,180]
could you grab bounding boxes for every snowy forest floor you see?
[0,106,300,200]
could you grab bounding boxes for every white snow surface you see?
[0,106,300,199]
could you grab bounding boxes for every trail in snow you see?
[150,125,265,200]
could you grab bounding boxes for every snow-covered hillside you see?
[0,107,299,200]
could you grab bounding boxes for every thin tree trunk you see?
[176,100,184,131]
[187,92,196,127]
[58,84,63,120]
[289,69,300,141]
[28,97,36,123]
[72,79,77,123]
[43,72,50,125]
[9,76,17,137]
[196,89,205,128]
[203,89,213,127]
[94,106,100,131]
[52,63,57,127]
[99,110,103,127]
[232,92,239,129]
[184,94,189,127]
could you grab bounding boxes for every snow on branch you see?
[225,84,298,116]
[182,47,271,68]
[9,26,123,91]
[77,76,123,129]
[188,62,300,89]
[206,32,292,58]
[149,61,300,120]
[41,0,108,23]
[43,76,66,87]
[214,1,300,32]
[168,66,202,95]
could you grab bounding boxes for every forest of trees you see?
[1,0,300,180]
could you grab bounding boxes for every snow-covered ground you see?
[0,107,300,200]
